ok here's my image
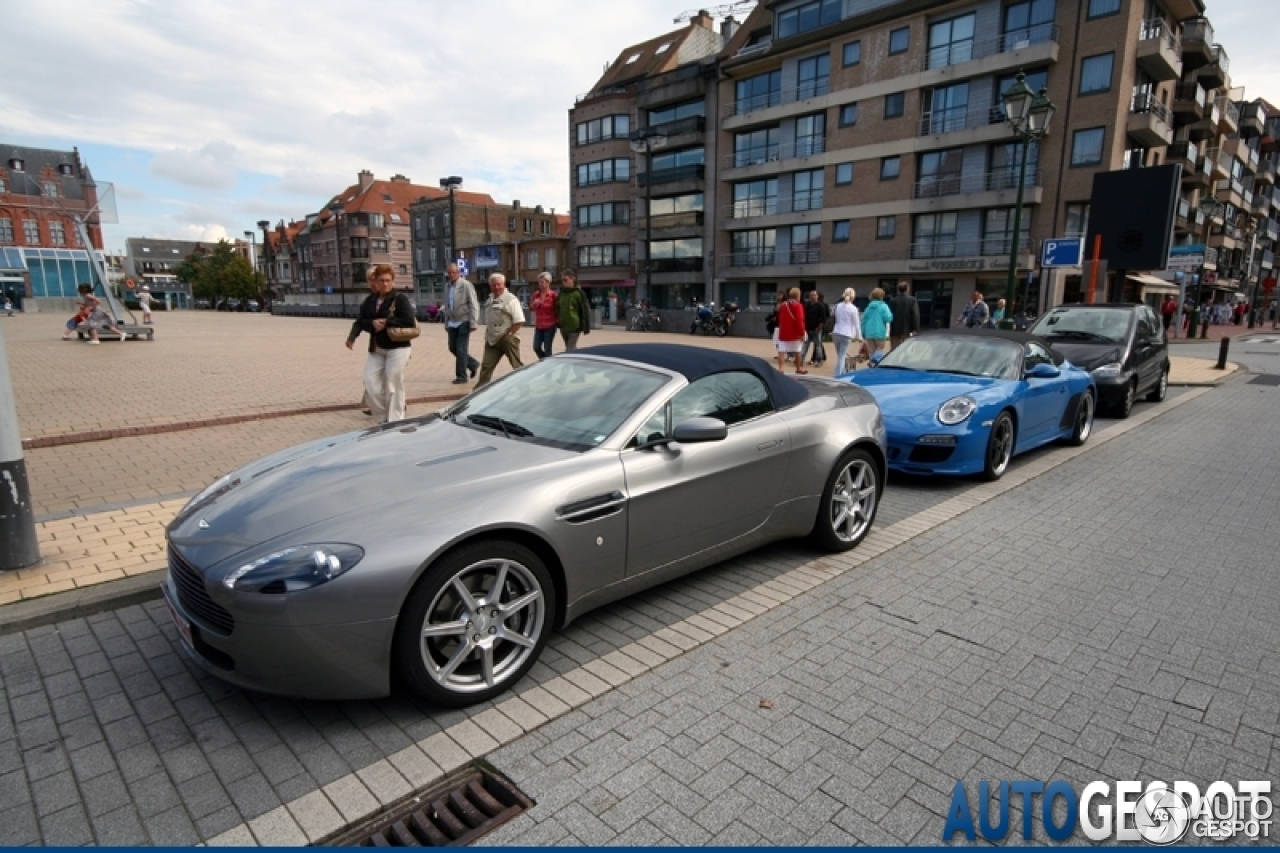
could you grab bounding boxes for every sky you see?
[4,0,1277,254]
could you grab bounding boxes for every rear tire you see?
[981,412,1015,480]
[1147,365,1169,402]
[1065,391,1094,446]
[811,447,880,551]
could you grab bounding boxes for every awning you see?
[1126,273,1178,292]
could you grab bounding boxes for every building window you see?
[924,82,970,134]
[912,212,959,258]
[1005,0,1057,46]
[1087,0,1120,18]
[989,141,1040,190]
[42,181,59,198]
[927,13,975,69]
[842,40,861,66]
[1123,145,1149,170]
[833,220,851,242]
[397,240,406,250]
[790,224,821,263]
[575,114,630,145]
[1065,203,1090,237]
[523,218,533,234]
[428,216,438,238]
[732,179,778,218]
[1071,128,1106,166]
[526,248,538,270]
[1080,53,1114,94]
[398,264,408,275]
[49,222,65,246]
[877,216,897,239]
[650,147,705,173]
[884,92,905,118]
[0,219,12,243]
[732,229,777,266]
[838,104,858,127]
[796,54,830,100]
[795,113,826,156]
[576,244,631,267]
[889,27,910,55]
[545,248,556,268]
[993,69,1048,122]
[0,177,6,193]
[835,162,854,185]
[649,193,703,217]
[506,216,514,232]
[649,100,704,127]
[776,0,841,39]
[735,70,781,114]
[23,219,39,244]
[734,127,781,167]
[917,148,964,197]
[429,247,438,270]
[792,169,824,211]
[881,156,901,180]
[648,238,703,263]
[982,208,1031,255]
[576,158,631,186]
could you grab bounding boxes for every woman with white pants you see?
[831,288,862,374]
[346,264,415,423]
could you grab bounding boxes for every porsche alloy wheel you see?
[982,412,1015,481]
[813,447,879,551]
[397,541,553,707]
[1066,391,1094,447]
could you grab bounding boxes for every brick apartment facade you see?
[570,0,1279,323]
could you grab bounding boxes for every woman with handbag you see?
[346,264,417,423]
[776,287,809,374]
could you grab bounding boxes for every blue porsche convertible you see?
[840,331,1096,479]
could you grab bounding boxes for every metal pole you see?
[1246,228,1259,329]
[0,323,39,570]
[1191,215,1211,338]
[1002,135,1030,330]
[645,145,653,304]
[337,213,346,319]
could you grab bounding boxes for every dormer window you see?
[8,158,23,171]
[625,52,641,64]
[42,181,58,198]
[59,164,74,175]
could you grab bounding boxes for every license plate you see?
[164,591,194,648]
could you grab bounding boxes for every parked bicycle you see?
[628,304,662,332]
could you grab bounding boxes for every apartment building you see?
[258,219,307,297]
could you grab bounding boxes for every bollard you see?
[1215,336,1230,370]
[0,323,40,570]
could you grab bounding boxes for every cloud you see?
[150,140,238,190]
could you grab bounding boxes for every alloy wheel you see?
[988,415,1014,477]
[829,457,878,544]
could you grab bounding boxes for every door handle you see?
[757,440,782,451]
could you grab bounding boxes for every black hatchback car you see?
[1028,303,1169,418]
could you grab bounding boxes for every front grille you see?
[909,445,955,464]
[168,545,235,635]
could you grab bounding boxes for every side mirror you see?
[1026,362,1060,379]
[869,351,886,367]
[671,417,728,444]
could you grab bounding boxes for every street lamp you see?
[999,73,1055,329]
[439,176,463,275]
[256,219,271,298]
[630,128,668,305]
[328,201,348,318]
[1193,197,1223,339]
[1244,219,1262,329]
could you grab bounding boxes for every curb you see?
[0,572,164,637]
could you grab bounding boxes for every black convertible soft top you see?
[573,343,811,409]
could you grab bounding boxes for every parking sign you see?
[456,257,469,277]
[1041,238,1084,268]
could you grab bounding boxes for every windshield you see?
[446,358,669,451]
[877,336,1021,380]
[1031,307,1131,343]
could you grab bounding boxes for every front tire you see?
[982,412,1015,480]
[1065,391,1094,446]
[811,447,880,551]
[1147,365,1169,402]
[395,540,554,708]
[1112,379,1137,418]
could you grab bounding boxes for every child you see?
[62,303,90,339]
[72,283,127,344]
[4,298,12,317]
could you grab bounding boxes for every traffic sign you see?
[1041,238,1083,268]
[456,257,469,276]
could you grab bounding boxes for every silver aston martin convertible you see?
[164,344,886,706]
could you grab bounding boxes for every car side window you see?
[631,371,773,446]
[1024,341,1053,370]
[1140,307,1162,341]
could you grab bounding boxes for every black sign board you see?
[1084,164,1181,271]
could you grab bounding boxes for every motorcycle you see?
[689,301,738,337]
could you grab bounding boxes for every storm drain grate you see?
[330,767,534,847]
[1248,374,1280,386]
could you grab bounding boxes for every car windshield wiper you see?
[465,413,533,439]
[932,368,982,376]
[875,363,914,370]
[1045,330,1112,341]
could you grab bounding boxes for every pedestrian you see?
[831,288,862,374]
[3,297,12,317]
[530,272,559,360]
[887,279,920,349]
[556,269,591,350]
[766,290,786,369]
[959,290,990,328]
[345,265,415,423]
[74,283,127,344]
[992,298,1007,326]
[803,290,829,366]
[861,288,893,358]
[775,287,808,374]
[1160,295,1177,330]
[475,274,525,388]
[137,285,154,325]
[442,262,480,385]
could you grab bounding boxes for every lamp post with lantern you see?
[630,128,668,304]
[1192,197,1223,339]
[327,201,348,318]
[999,73,1055,329]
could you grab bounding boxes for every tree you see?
[176,240,264,306]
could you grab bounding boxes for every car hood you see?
[844,370,1004,417]
[167,415,571,568]
[1036,340,1124,371]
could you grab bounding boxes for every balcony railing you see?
[919,103,1005,137]
[647,257,704,273]
[1217,97,1240,126]
[1173,82,1207,110]
[724,193,825,219]
[1182,18,1215,48]
[1139,17,1179,52]
[723,248,822,267]
[724,137,826,169]
[912,168,1043,198]
[646,115,706,137]
[794,79,830,101]
[637,164,705,187]
[1210,44,1230,75]
[910,237,1029,260]
[1177,198,1191,221]
[923,23,1058,71]
[1131,92,1170,123]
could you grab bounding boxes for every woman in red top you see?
[530,272,559,359]
[776,287,809,374]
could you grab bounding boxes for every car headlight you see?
[222,544,364,594]
[938,395,977,425]
[1091,362,1124,379]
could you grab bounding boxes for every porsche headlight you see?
[938,395,978,425]
[1091,362,1124,379]
[222,544,364,594]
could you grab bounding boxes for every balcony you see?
[1127,93,1174,147]
[1180,18,1215,69]
[909,237,1030,261]
[646,115,706,139]
[1187,100,1219,142]
[647,257,704,273]
[723,194,824,220]
[635,211,704,230]
[1252,187,1270,215]
[1194,45,1229,90]
[722,138,826,171]
[1216,97,1239,133]
[1167,140,1198,170]
[1257,158,1276,186]
[1136,19,1181,81]
[722,248,821,268]
[1261,249,1275,269]
[1238,102,1266,139]
[1206,147,1230,179]
[923,23,1058,71]
[918,103,1007,137]
[1175,198,1191,227]
[637,164,705,187]
[1266,219,1279,241]
[912,168,1043,198]
[1171,82,1207,123]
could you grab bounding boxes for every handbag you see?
[384,295,420,342]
